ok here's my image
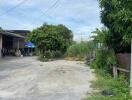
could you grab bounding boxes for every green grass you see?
[66,42,94,59]
[85,69,132,100]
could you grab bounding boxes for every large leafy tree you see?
[57,24,73,51]
[99,0,132,53]
[28,23,73,54]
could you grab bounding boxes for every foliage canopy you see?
[28,23,73,59]
[99,0,132,53]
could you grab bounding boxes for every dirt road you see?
[0,57,95,100]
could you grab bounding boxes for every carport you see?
[0,30,25,57]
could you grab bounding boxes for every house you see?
[0,30,30,57]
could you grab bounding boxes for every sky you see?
[0,0,102,41]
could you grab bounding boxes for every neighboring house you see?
[0,30,30,57]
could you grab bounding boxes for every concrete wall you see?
[0,34,2,57]
[116,53,131,70]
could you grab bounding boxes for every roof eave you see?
[0,31,25,38]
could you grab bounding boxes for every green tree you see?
[28,23,73,58]
[57,24,73,52]
[92,28,110,47]
[99,0,132,53]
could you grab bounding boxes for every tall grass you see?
[66,42,94,59]
[85,69,132,100]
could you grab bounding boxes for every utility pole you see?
[130,39,132,95]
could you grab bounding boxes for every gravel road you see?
[0,57,95,100]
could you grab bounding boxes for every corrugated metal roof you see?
[6,30,30,37]
[0,31,25,38]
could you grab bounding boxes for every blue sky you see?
[0,0,102,41]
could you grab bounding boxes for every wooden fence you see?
[113,66,130,78]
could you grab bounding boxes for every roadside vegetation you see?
[66,41,95,61]
[85,69,132,100]
[85,0,132,99]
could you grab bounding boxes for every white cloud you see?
[0,0,102,41]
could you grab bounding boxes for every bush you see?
[52,50,63,58]
[44,51,53,59]
[85,69,132,100]
[90,48,117,74]
[38,50,63,62]
[66,42,94,59]
[38,51,51,62]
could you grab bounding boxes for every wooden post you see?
[113,66,118,78]
[130,39,132,95]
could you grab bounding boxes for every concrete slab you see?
[0,57,95,100]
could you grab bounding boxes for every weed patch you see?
[85,69,132,100]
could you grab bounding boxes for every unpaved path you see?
[0,57,95,100]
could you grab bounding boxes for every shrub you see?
[38,51,51,62]
[90,48,117,74]
[38,50,63,62]
[85,69,132,100]
[52,50,63,58]
[66,42,94,59]
[44,51,53,59]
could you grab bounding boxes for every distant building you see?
[0,30,30,57]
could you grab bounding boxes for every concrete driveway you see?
[0,57,95,100]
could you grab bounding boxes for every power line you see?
[47,0,61,15]
[0,0,61,29]
[0,0,28,16]
[36,0,60,21]
[26,0,61,29]
[40,0,60,16]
